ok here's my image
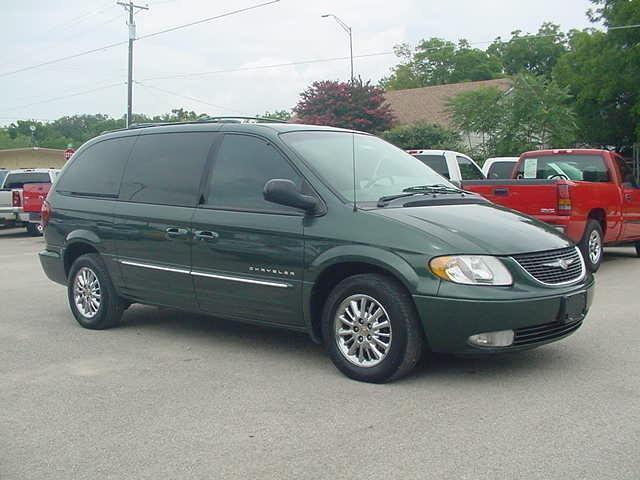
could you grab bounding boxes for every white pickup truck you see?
[0,169,59,235]
[405,149,485,184]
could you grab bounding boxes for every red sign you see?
[63,148,75,161]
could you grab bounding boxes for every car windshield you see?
[281,131,452,203]
[517,154,609,182]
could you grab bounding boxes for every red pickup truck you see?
[463,149,640,272]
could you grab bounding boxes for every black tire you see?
[579,220,603,273]
[321,274,423,383]
[26,222,42,236]
[635,242,640,258]
[67,253,124,330]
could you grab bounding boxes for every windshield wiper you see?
[377,184,463,207]
[402,184,462,194]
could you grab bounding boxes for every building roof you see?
[383,78,512,128]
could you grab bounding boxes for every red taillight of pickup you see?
[41,200,52,228]
[557,183,572,215]
[11,190,21,207]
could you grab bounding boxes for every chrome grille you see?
[511,247,585,285]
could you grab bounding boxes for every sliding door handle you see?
[194,230,219,241]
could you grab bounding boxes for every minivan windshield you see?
[281,131,453,203]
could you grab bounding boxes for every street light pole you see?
[117,1,149,127]
[321,14,353,83]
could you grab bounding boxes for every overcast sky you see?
[0,0,596,125]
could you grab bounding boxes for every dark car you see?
[39,120,595,383]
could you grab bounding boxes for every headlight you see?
[429,255,513,286]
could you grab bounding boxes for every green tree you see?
[553,1,640,147]
[447,86,506,155]
[381,122,461,150]
[293,79,394,133]
[449,74,577,156]
[258,110,292,121]
[488,23,567,77]
[380,38,502,90]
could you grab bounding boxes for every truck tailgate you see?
[22,183,51,213]
[463,179,560,216]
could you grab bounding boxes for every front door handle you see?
[165,227,189,239]
[493,187,509,196]
[194,230,219,241]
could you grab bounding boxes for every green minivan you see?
[39,120,595,383]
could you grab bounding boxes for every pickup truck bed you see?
[463,149,640,272]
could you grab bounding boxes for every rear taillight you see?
[558,183,572,215]
[41,200,51,228]
[12,190,21,207]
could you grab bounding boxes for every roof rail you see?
[198,116,289,124]
[102,116,290,135]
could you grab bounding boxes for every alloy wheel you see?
[334,294,392,368]
[73,267,102,319]
[588,230,602,265]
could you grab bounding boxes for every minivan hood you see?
[371,203,571,255]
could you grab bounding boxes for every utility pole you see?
[117,1,148,127]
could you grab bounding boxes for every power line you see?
[0,40,127,79]
[0,0,281,79]
[609,23,640,31]
[1,82,123,112]
[135,81,243,113]
[140,51,395,81]
[138,0,279,41]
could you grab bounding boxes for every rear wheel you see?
[635,242,640,258]
[579,220,603,272]
[321,274,423,383]
[26,222,43,236]
[67,253,124,329]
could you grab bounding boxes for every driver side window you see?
[615,156,638,187]
[206,134,303,212]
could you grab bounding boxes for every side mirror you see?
[263,179,320,214]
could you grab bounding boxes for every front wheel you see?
[579,220,603,273]
[321,274,423,383]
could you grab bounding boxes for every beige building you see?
[0,148,67,170]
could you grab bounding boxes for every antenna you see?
[351,133,357,212]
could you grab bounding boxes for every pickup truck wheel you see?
[67,253,124,330]
[26,223,42,236]
[635,242,640,258]
[579,220,603,272]
[321,274,423,383]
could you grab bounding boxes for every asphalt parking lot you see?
[0,227,638,480]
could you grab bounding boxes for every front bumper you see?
[413,277,595,354]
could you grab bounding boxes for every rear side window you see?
[120,132,214,206]
[56,137,136,197]
[487,161,516,179]
[205,134,301,212]
[456,156,484,180]
[3,172,51,189]
[414,154,448,178]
